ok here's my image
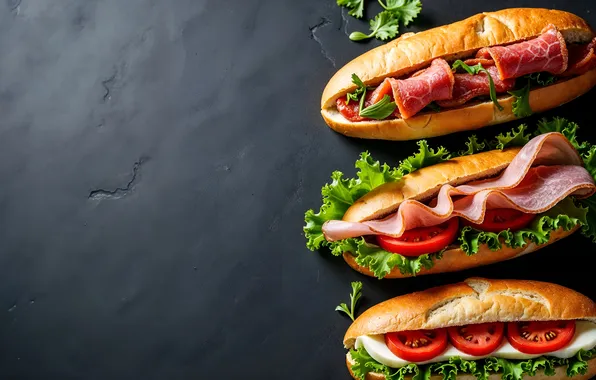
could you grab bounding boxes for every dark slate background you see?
[0,0,594,379]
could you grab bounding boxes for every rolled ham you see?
[390,59,455,119]
[322,133,595,241]
[476,25,568,79]
[437,65,516,108]
[563,37,596,76]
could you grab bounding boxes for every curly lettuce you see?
[350,346,596,380]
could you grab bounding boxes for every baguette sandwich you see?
[321,8,596,141]
[344,278,596,380]
[304,118,596,279]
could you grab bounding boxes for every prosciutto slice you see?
[322,133,595,241]
[476,26,568,79]
[389,59,454,119]
[563,38,596,76]
[436,65,516,108]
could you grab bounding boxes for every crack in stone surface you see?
[101,71,117,102]
[8,0,21,11]
[88,158,148,200]
[339,8,351,38]
[309,17,335,67]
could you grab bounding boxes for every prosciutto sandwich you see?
[344,278,596,380]
[304,118,596,279]
[321,8,596,140]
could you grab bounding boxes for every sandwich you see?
[320,8,596,141]
[303,118,596,279]
[344,278,596,380]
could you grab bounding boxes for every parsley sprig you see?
[335,281,363,321]
[337,0,422,42]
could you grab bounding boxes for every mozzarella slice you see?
[355,321,596,368]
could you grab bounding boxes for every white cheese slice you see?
[355,321,596,368]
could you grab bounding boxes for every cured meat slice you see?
[563,38,596,76]
[389,59,454,119]
[436,65,516,108]
[322,133,595,241]
[476,26,568,79]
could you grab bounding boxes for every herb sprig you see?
[335,281,363,321]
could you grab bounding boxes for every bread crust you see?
[343,148,522,223]
[322,8,594,109]
[343,277,596,348]
[321,68,596,141]
[345,353,596,380]
[343,225,577,279]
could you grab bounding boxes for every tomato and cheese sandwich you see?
[304,118,596,279]
[345,278,596,380]
[321,8,596,140]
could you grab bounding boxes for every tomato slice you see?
[336,97,368,122]
[463,208,535,233]
[447,323,505,356]
[507,321,576,354]
[376,218,459,257]
[385,329,448,362]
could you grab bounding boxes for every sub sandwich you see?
[344,278,596,380]
[321,8,596,141]
[304,118,596,279]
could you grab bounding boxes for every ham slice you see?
[390,59,454,119]
[476,26,568,79]
[563,38,596,76]
[322,133,595,241]
[436,65,516,108]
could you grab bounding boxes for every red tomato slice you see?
[376,218,459,257]
[463,208,535,233]
[336,97,368,122]
[507,321,576,354]
[447,323,505,356]
[385,329,448,362]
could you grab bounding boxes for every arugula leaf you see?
[459,135,486,156]
[335,281,363,321]
[378,0,422,26]
[491,124,531,150]
[398,140,451,175]
[337,0,365,19]
[346,74,369,104]
[451,60,503,111]
[425,102,441,112]
[508,82,532,118]
[525,72,556,86]
[350,346,596,380]
[360,94,397,119]
[350,11,400,41]
[304,153,402,251]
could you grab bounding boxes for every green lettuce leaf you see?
[490,124,531,150]
[458,197,587,255]
[350,346,596,380]
[398,140,451,175]
[459,135,487,156]
[535,117,589,154]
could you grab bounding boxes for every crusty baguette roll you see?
[321,8,596,141]
[342,225,577,278]
[343,278,596,348]
[346,353,596,380]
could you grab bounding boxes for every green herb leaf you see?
[491,124,531,150]
[359,95,397,119]
[525,72,556,86]
[351,11,400,41]
[451,60,503,111]
[346,74,368,104]
[335,281,363,321]
[337,0,365,19]
[508,81,532,118]
[378,0,422,26]
[425,102,441,112]
[398,140,451,175]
